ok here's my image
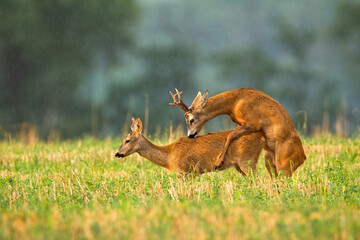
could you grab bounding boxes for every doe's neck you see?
[136,135,170,168]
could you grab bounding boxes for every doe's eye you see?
[125,139,130,143]
[190,119,195,124]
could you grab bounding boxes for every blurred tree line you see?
[0,0,138,138]
[0,0,359,139]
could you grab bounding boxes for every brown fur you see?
[181,88,306,177]
[115,118,265,175]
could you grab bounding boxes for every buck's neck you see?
[204,93,234,119]
[136,136,170,168]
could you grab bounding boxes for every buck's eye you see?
[125,139,130,143]
[190,119,195,124]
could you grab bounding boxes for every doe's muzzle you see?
[115,152,124,158]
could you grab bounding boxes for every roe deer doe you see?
[115,117,265,175]
[169,88,306,177]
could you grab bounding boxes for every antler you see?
[169,88,189,112]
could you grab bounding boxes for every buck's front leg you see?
[214,123,258,169]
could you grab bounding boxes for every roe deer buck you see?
[115,117,265,175]
[169,88,306,177]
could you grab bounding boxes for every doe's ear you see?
[130,117,143,133]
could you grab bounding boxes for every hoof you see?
[215,165,222,171]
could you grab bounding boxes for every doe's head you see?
[115,117,143,159]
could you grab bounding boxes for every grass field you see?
[0,134,359,239]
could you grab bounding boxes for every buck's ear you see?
[200,90,209,108]
[190,91,203,109]
[131,117,143,133]
[191,90,208,110]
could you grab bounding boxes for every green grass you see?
[0,136,359,239]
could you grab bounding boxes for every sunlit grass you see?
[0,136,359,239]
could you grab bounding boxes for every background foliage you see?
[0,0,359,139]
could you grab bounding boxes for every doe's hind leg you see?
[276,139,306,177]
[265,151,278,177]
[234,165,247,176]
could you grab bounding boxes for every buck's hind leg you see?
[215,123,259,169]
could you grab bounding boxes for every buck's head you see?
[169,89,208,138]
[115,117,143,159]
[185,90,208,138]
